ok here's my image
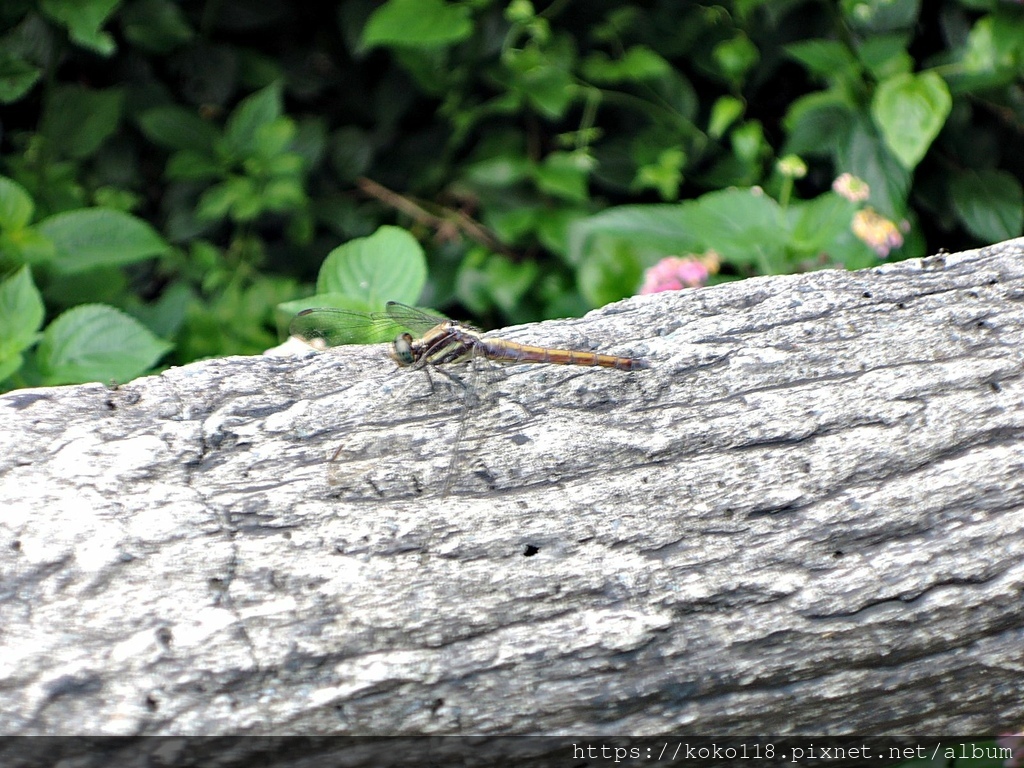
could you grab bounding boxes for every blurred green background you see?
[1,0,1023,389]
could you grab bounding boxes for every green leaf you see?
[40,0,121,55]
[837,115,911,217]
[93,186,142,213]
[37,304,171,385]
[36,209,169,274]
[485,206,540,245]
[949,170,1024,243]
[263,152,304,176]
[581,46,670,84]
[788,192,861,257]
[782,91,854,157]
[961,16,999,75]
[0,176,34,230]
[138,105,220,153]
[959,14,1024,75]
[633,148,685,201]
[686,188,788,272]
[456,250,538,315]
[228,181,263,220]
[41,85,124,159]
[708,96,744,139]
[504,44,576,119]
[0,266,45,361]
[44,265,128,307]
[362,0,473,50]
[856,34,913,80]
[841,0,920,33]
[712,34,759,85]
[291,117,327,169]
[226,177,262,221]
[784,39,859,80]
[329,126,374,182]
[261,178,306,212]
[871,71,951,170]
[954,13,1024,91]
[731,120,766,165]
[166,150,224,180]
[534,151,593,203]
[647,69,699,124]
[0,352,22,384]
[315,226,426,307]
[568,205,703,266]
[120,0,193,53]
[577,244,643,308]
[237,49,283,90]
[390,47,452,97]
[462,155,531,188]
[196,177,256,221]
[534,207,589,258]
[225,82,283,158]
[522,66,574,119]
[0,227,56,266]
[0,52,42,103]
[252,117,297,159]
[130,281,195,340]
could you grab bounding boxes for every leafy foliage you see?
[277,226,427,321]
[1,0,1022,389]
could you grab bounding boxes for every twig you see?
[355,177,513,256]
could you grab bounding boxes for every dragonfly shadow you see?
[322,360,490,499]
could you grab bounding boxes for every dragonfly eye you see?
[391,332,417,366]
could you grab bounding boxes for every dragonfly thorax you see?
[389,321,481,367]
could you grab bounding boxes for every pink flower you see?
[640,252,718,294]
[833,173,870,203]
[852,208,905,258]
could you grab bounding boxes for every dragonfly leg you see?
[425,362,472,402]
[427,349,487,498]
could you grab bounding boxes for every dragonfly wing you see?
[384,302,451,335]
[290,308,401,346]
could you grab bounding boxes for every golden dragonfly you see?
[290,301,649,371]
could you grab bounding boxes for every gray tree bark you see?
[2,239,1023,754]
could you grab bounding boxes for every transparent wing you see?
[289,307,401,346]
[289,302,450,347]
[383,302,452,334]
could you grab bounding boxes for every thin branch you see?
[355,176,513,256]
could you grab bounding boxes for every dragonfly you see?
[290,301,650,371]
[290,301,649,494]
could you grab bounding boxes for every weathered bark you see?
[2,240,1023,749]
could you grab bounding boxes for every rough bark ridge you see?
[2,240,1023,747]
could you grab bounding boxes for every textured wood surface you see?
[2,239,1023,745]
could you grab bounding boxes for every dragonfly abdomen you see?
[479,339,648,370]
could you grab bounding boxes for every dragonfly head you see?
[390,332,417,366]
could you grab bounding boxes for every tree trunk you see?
[2,240,1023,753]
